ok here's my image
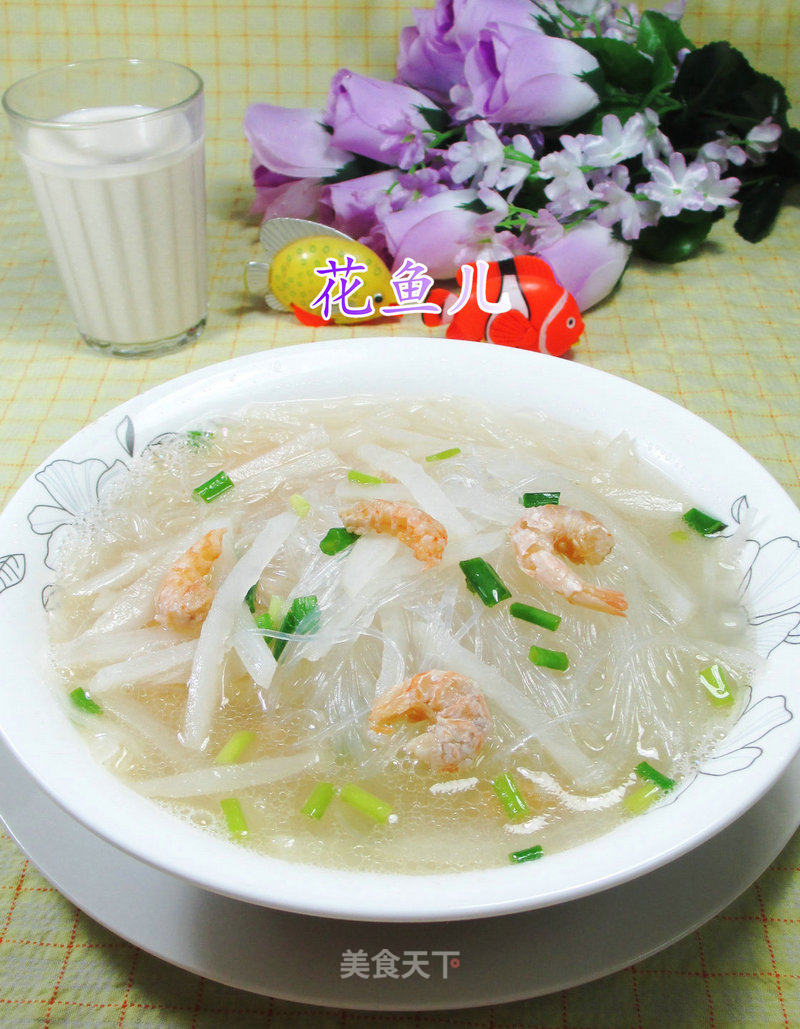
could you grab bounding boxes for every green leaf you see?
[416,105,450,134]
[673,42,755,111]
[734,178,789,243]
[322,155,390,184]
[458,197,493,214]
[634,210,723,263]
[574,37,653,94]
[637,11,693,62]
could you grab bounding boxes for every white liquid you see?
[21,105,206,346]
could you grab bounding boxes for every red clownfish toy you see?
[423,255,584,357]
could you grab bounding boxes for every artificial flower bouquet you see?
[244,0,799,310]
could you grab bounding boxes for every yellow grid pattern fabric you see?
[0,0,798,1023]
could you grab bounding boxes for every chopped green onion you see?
[215,730,255,765]
[320,527,360,555]
[339,783,392,823]
[425,447,461,462]
[521,491,560,508]
[492,772,530,820]
[635,761,675,792]
[510,602,561,632]
[289,493,311,518]
[268,595,284,628]
[244,583,258,614]
[528,645,569,671]
[301,782,335,819]
[509,845,543,864]
[670,529,690,543]
[219,797,248,837]
[254,610,271,635]
[193,470,234,503]
[682,507,727,536]
[272,595,319,660]
[459,557,511,607]
[70,687,102,715]
[624,781,661,815]
[699,663,735,706]
[187,429,214,447]
[347,469,383,485]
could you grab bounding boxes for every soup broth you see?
[49,397,755,873]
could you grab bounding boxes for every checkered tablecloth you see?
[1,1,799,1024]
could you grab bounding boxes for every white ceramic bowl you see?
[1,338,799,922]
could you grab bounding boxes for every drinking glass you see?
[3,59,207,356]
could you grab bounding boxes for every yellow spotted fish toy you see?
[245,218,398,326]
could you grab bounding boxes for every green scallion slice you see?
[70,687,102,715]
[267,595,284,627]
[219,797,248,837]
[521,491,560,508]
[699,663,735,706]
[290,493,311,518]
[528,645,569,671]
[272,595,319,660]
[635,761,675,792]
[425,447,461,462]
[339,784,392,824]
[187,429,214,447]
[623,781,661,815]
[301,782,336,820]
[509,845,543,864]
[492,772,530,820]
[320,527,360,556]
[670,529,690,543]
[193,470,234,503]
[244,583,258,614]
[347,469,383,485]
[254,610,271,636]
[510,602,561,632]
[682,507,727,536]
[459,557,511,607]
[215,730,255,765]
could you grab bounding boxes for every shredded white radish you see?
[138,750,319,797]
[88,640,197,694]
[101,694,200,765]
[52,627,183,669]
[229,427,329,482]
[341,536,399,597]
[231,604,277,690]
[183,511,298,749]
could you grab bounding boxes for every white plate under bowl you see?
[2,734,798,1009]
[0,338,799,923]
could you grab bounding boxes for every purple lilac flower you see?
[640,152,739,216]
[591,165,660,239]
[564,113,648,168]
[698,134,747,168]
[745,117,782,161]
[538,149,593,216]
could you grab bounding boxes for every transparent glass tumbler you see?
[3,59,207,357]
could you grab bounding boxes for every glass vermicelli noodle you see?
[48,397,757,873]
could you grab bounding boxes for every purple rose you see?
[250,167,326,222]
[325,70,439,169]
[538,222,630,311]
[319,170,399,240]
[397,0,549,105]
[457,23,599,125]
[381,188,523,278]
[244,104,351,178]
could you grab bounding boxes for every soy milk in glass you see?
[3,60,207,356]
